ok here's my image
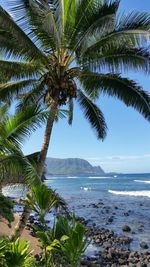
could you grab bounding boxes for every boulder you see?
[122,225,131,232]
[140,242,149,249]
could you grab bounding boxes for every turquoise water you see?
[3,173,150,251]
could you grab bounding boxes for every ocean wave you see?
[67,176,78,178]
[108,190,150,198]
[81,187,91,191]
[88,176,112,179]
[134,180,150,184]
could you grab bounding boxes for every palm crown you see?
[0,0,150,131]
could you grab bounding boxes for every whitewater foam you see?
[81,187,91,191]
[108,190,150,198]
[88,176,111,179]
[67,176,78,178]
[134,180,150,184]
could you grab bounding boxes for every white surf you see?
[108,190,150,198]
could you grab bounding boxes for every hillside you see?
[46,157,105,176]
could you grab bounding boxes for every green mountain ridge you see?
[46,157,105,176]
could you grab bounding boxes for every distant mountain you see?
[46,157,105,176]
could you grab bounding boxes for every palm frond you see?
[0,103,9,121]
[68,99,74,125]
[0,6,48,62]
[80,11,150,57]
[8,0,61,51]
[0,80,38,102]
[16,81,46,111]
[81,46,150,74]
[70,0,119,50]
[1,105,48,147]
[81,72,150,121]
[0,153,26,184]
[0,60,43,80]
[77,90,107,140]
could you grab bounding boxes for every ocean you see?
[2,173,150,251]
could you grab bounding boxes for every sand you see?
[0,213,41,255]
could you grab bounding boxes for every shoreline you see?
[0,207,150,266]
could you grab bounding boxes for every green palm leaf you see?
[80,11,150,56]
[0,6,47,62]
[81,72,150,121]
[0,105,49,146]
[9,0,61,51]
[81,46,150,74]
[24,183,68,223]
[0,80,38,102]
[0,60,43,80]
[77,90,107,139]
[69,0,119,50]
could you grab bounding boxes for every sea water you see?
[2,173,150,251]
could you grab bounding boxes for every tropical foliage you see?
[37,215,89,267]
[24,183,68,224]
[0,238,36,267]
[0,194,14,226]
[0,103,49,187]
[0,0,149,177]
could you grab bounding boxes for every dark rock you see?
[30,231,36,237]
[122,225,131,232]
[140,242,149,249]
[108,217,114,223]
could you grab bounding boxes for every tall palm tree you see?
[0,0,150,178]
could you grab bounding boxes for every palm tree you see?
[0,0,150,178]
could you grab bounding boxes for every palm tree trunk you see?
[9,205,30,241]
[10,99,58,240]
[37,99,58,177]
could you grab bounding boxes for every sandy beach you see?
[0,213,41,255]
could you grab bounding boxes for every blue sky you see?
[1,0,150,173]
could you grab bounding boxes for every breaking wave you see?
[108,190,150,198]
[134,180,150,184]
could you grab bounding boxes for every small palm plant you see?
[1,238,36,267]
[0,239,8,267]
[24,183,68,224]
[37,215,89,267]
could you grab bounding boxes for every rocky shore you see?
[26,213,150,267]
[81,223,150,267]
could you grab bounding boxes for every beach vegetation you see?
[0,238,36,267]
[24,183,68,224]
[37,214,89,267]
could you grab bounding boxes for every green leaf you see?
[80,72,150,121]
[77,90,107,140]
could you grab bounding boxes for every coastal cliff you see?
[46,157,105,176]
